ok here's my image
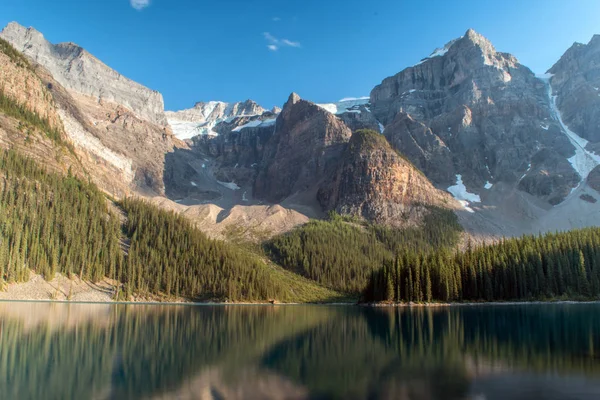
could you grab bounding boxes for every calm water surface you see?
[1,302,600,399]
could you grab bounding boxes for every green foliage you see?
[119,197,342,302]
[265,208,462,295]
[0,148,123,283]
[364,228,600,302]
[0,37,30,68]
[0,88,66,146]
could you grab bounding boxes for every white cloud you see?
[281,39,301,48]
[263,32,301,51]
[130,0,150,10]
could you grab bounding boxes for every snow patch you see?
[242,191,248,202]
[190,181,197,187]
[378,122,385,133]
[484,181,493,190]
[414,38,460,66]
[317,97,369,115]
[168,119,218,140]
[448,174,480,213]
[217,181,241,191]
[232,118,276,132]
[540,124,549,131]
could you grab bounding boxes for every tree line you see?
[265,208,462,294]
[364,229,600,302]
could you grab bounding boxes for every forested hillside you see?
[0,146,339,302]
[119,198,340,302]
[364,229,600,302]
[265,208,462,294]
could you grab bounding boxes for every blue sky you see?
[0,0,599,111]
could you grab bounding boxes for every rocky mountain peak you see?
[1,22,167,126]
[254,93,352,203]
[286,92,302,107]
[462,28,493,49]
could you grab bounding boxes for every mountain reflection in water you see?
[0,302,599,400]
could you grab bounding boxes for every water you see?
[1,302,600,399]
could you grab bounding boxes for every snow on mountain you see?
[167,100,267,139]
[541,77,600,184]
[232,118,276,132]
[447,174,480,213]
[317,97,370,115]
[414,38,461,66]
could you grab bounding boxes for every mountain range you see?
[2,22,600,241]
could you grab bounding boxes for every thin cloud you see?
[281,39,301,48]
[130,0,150,10]
[272,17,281,22]
[263,32,301,51]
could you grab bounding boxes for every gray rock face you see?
[548,35,600,142]
[371,28,577,204]
[254,93,352,203]
[0,22,167,126]
[318,130,458,226]
[193,111,278,186]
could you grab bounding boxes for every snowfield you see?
[317,97,370,114]
[448,174,480,213]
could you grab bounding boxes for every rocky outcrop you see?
[384,112,454,184]
[254,93,352,203]
[0,22,167,126]
[318,130,457,226]
[548,35,600,142]
[371,28,577,204]
[588,165,600,194]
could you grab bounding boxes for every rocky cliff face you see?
[192,111,278,186]
[371,29,578,205]
[254,93,352,203]
[318,130,458,226]
[548,35,600,142]
[0,22,167,126]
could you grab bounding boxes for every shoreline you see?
[0,298,598,307]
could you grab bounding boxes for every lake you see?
[1,302,600,399]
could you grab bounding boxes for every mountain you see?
[548,35,600,143]
[0,22,166,126]
[3,20,600,241]
[166,100,268,139]
[254,93,352,204]
[318,129,459,226]
[0,22,180,197]
[371,29,578,207]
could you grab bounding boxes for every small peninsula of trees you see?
[363,229,600,302]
